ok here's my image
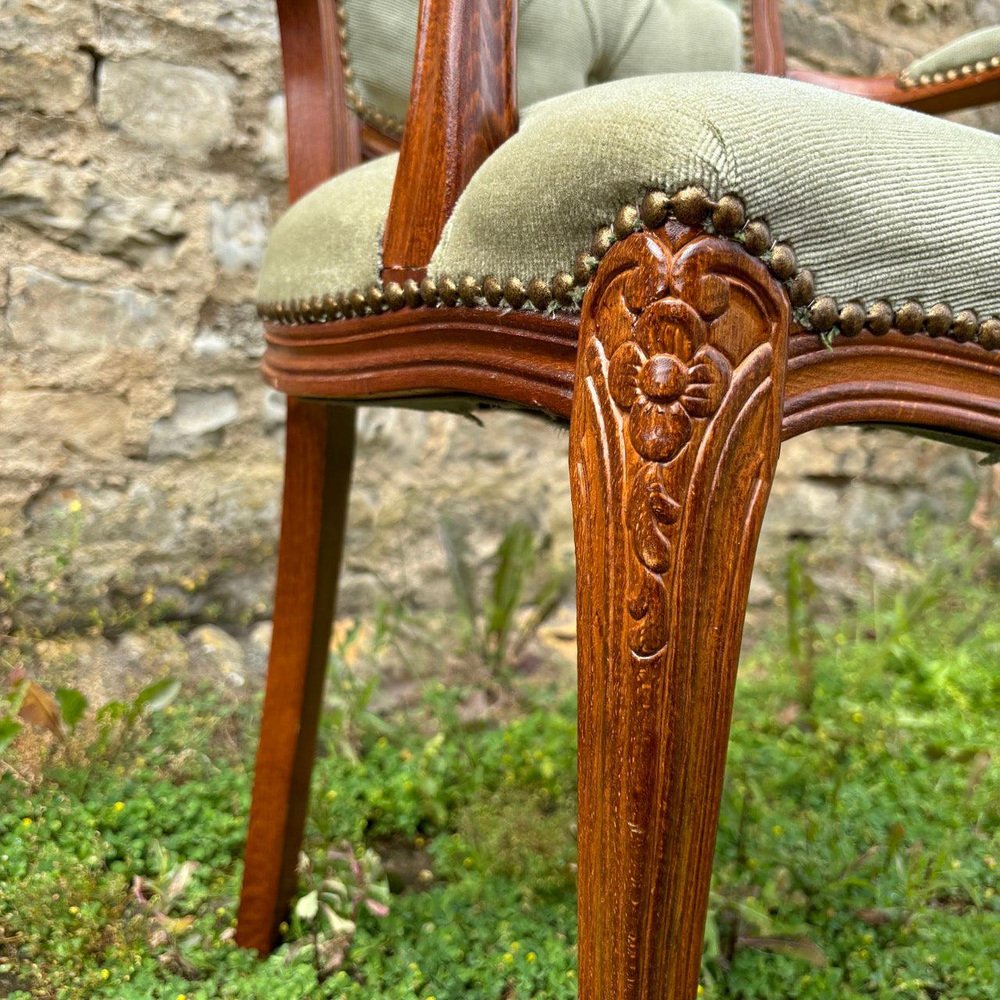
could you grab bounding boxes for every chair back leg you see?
[237,399,356,953]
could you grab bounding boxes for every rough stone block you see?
[0,50,91,114]
[210,198,268,271]
[98,57,236,160]
[191,303,265,358]
[148,388,240,458]
[0,390,129,462]
[0,155,186,265]
[8,266,174,353]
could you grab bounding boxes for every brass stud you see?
[438,275,459,306]
[952,309,979,342]
[838,302,866,338]
[808,296,839,332]
[670,186,711,226]
[419,277,438,306]
[787,269,815,308]
[870,297,903,333]
[402,278,422,308]
[712,194,746,236]
[365,284,384,311]
[924,303,953,337]
[503,276,527,309]
[383,281,405,309]
[336,294,353,320]
[742,220,772,256]
[573,250,597,286]
[613,204,639,239]
[482,275,504,307]
[322,293,340,319]
[639,190,670,229]
[768,243,797,281]
[552,271,576,306]
[978,317,1000,350]
[894,301,925,334]
[591,225,616,258]
[527,278,551,310]
[458,274,481,306]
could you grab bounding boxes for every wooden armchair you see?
[236,2,1000,995]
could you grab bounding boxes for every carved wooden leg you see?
[237,398,356,953]
[571,223,790,999]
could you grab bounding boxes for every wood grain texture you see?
[277,0,361,200]
[236,400,356,953]
[261,310,1000,446]
[570,223,789,999]
[380,0,517,279]
[744,0,787,76]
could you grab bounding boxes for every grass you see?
[0,528,997,999]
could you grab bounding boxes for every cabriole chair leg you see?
[237,399,357,953]
[570,224,789,998]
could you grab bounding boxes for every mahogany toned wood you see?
[236,400,356,952]
[744,0,787,76]
[261,310,1000,447]
[380,0,518,280]
[276,0,361,200]
[789,65,1000,114]
[570,223,790,999]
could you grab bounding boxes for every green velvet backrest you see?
[339,0,744,135]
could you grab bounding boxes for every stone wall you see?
[1,0,997,640]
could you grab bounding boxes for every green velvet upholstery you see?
[257,73,1000,324]
[340,0,742,130]
[902,25,1000,85]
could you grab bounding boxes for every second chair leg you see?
[570,224,790,998]
[236,398,357,953]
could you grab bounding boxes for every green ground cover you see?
[1,529,997,999]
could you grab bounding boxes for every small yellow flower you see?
[177,995,187,1000]
[113,802,125,813]
[851,710,864,724]
[526,952,537,963]
[510,941,521,953]
[771,824,784,836]
[69,906,80,916]
[325,789,338,802]
[67,499,83,514]
[21,818,32,828]
[100,969,110,980]
[502,952,514,964]
[697,987,705,997]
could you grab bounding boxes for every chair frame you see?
[236,2,1000,996]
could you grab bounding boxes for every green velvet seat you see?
[257,72,1000,341]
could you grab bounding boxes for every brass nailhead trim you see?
[900,52,1000,89]
[257,185,1000,352]
[740,0,755,71]
[335,0,405,139]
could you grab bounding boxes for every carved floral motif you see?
[577,224,785,658]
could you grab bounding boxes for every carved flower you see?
[608,341,731,463]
